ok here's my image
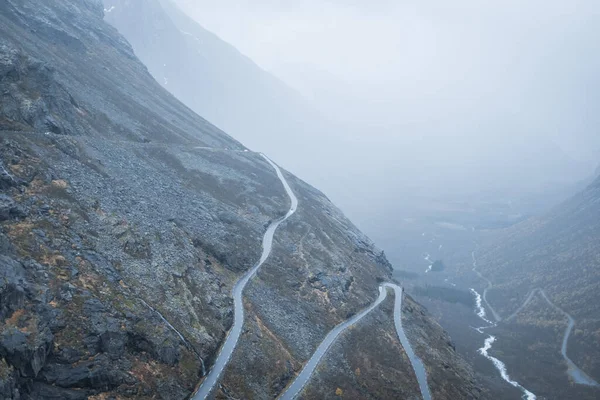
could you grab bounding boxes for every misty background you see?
[104,0,600,269]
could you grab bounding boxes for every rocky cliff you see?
[1,1,486,399]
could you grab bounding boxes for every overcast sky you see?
[174,0,600,170]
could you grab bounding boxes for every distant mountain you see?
[102,0,338,176]
[476,173,600,397]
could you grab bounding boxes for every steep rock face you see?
[1,1,486,399]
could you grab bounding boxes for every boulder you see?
[0,326,53,377]
[0,194,24,221]
[0,256,26,319]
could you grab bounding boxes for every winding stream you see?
[424,253,433,273]
[478,335,536,400]
[469,289,496,333]
[192,154,298,399]
[470,252,599,397]
[471,252,501,322]
[470,253,535,398]
[279,284,431,400]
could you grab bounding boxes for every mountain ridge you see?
[102,0,338,171]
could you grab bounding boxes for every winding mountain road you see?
[279,284,432,400]
[471,252,501,322]
[191,149,429,399]
[505,289,599,386]
[192,154,298,399]
[537,291,599,386]
[470,252,599,394]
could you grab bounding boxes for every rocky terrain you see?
[1,0,488,399]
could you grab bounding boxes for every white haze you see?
[175,1,600,157]
[172,0,600,241]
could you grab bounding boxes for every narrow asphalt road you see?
[192,154,298,399]
[471,252,502,322]
[471,252,599,393]
[507,289,599,387]
[279,284,431,400]
[191,149,432,399]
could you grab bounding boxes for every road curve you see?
[471,254,599,388]
[192,154,298,399]
[279,283,431,400]
[471,252,502,322]
[504,289,540,322]
[507,289,599,386]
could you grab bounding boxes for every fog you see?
[176,1,599,171]
[121,0,600,258]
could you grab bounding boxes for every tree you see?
[431,259,445,272]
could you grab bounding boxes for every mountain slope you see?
[1,1,485,399]
[475,175,600,398]
[102,0,338,174]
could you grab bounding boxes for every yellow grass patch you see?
[130,359,162,384]
[25,178,46,195]
[41,253,67,267]
[51,179,68,189]
[6,221,34,239]
[5,309,26,326]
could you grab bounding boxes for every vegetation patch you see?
[413,285,474,307]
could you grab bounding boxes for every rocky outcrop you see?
[0,44,76,134]
[0,195,24,221]
[0,359,20,400]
